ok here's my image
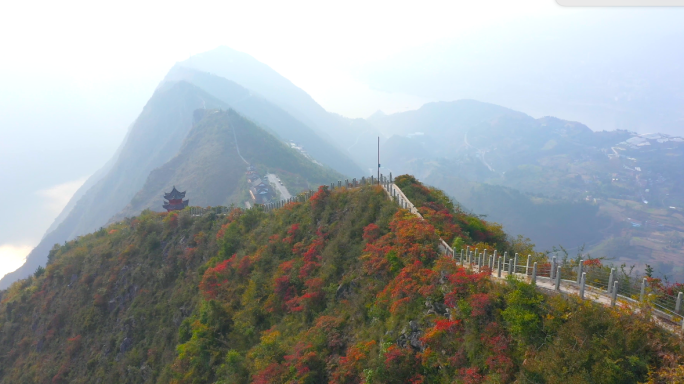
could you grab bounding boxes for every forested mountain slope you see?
[1,179,681,383]
[0,82,227,289]
[115,108,343,219]
[177,46,382,171]
[162,66,362,176]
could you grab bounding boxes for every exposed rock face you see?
[119,337,133,353]
[425,298,448,316]
[397,321,425,352]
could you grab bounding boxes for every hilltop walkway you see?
[379,177,684,335]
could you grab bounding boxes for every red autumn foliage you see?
[330,340,376,384]
[298,229,325,279]
[252,362,287,384]
[444,268,488,308]
[434,319,460,333]
[460,367,484,384]
[389,213,440,264]
[310,185,330,209]
[469,293,492,317]
[378,260,438,314]
[419,206,463,244]
[274,275,295,301]
[583,258,602,267]
[363,223,381,242]
[199,257,234,299]
[281,342,323,381]
[382,345,424,383]
[283,223,300,244]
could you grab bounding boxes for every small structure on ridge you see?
[163,186,189,211]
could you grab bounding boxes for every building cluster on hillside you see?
[246,166,274,204]
[619,133,684,150]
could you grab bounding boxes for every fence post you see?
[551,256,556,280]
[577,260,584,284]
[460,249,464,265]
[640,278,647,302]
[611,281,618,306]
[532,262,537,284]
[677,292,683,314]
[509,255,514,275]
[498,256,502,277]
[555,266,561,290]
[580,272,586,299]
[513,253,519,274]
[607,268,615,294]
[483,250,487,268]
[525,255,531,275]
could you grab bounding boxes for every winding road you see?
[266,174,292,200]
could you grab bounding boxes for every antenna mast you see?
[377,136,380,184]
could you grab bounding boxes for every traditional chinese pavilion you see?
[163,186,189,211]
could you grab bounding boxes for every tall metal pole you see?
[377,136,380,184]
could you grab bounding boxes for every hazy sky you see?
[1,0,682,279]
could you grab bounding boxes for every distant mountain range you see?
[369,100,684,278]
[3,46,684,288]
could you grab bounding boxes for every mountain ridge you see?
[114,108,343,220]
[162,65,362,176]
[177,46,383,171]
